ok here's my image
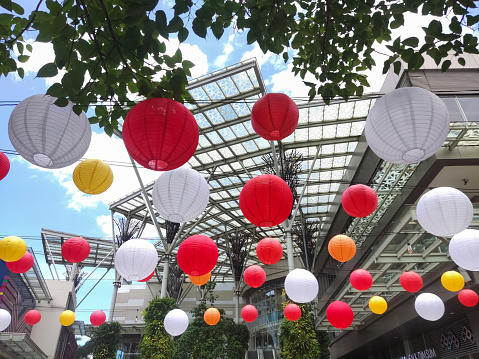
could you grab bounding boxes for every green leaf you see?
[155,10,168,39]
[72,105,83,116]
[458,57,466,66]
[11,1,23,14]
[408,52,424,70]
[16,42,23,55]
[88,116,100,124]
[402,37,419,47]
[441,60,451,72]
[17,67,24,79]
[37,63,58,77]
[178,27,189,43]
[167,16,184,33]
[46,83,64,97]
[17,55,29,63]
[0,0,13,11]
[26,44,32,52]
[54,97,69,107]
[192,17,207,38]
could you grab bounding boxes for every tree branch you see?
[6,0,44,46]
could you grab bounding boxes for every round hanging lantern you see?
[284,303,301,321]
[115,238,158,281]
[59,310,75,326]
[0,151,10,181]
[122,98,199,171]
[189,272,211,286]
[239,174,293,227]
[73,159,113,195]
[250,93,299,141]
[256,237,283,265]
[458,289,479,307]
[90,310,106,326]
[8,94,92,169]
[243,265,266,288]
[350,269,373,291]
[204,307,220,326]
[7,251,34,274]
[61,237,90,263]
[24,310,41,325]
[0,309,11,331]
[152,168,209,223]
[326,301,354,329]
[284,268,318,303]
[241,305,258,323]
[0,236,26,262]
[449,229,479,271]
[328,235,356,262]
[417,187,473,237]
[441,271,464,292]
[400,271,423,293]
[138,271,155,282]
[415,293,444,321]
[341,184,378,218]
[177,235,218,276]
[364,87,450,164]
[369,296,387,314]
[165,309,189,336]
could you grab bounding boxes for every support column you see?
[284,224,295,271]
[160,252,170,298]
[234,288,240,323]
[109,210,120,322]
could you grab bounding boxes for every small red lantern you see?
[284,303,301,321]
[251,93,299,141]
[256,237,283,265]
[61,237,90,263]
[239,174,293,227]
[122,98,199,171]
[243,265,266,288]
[400,271,423,293]
[350,269,373,291]
[241,305,258,322]
[341,184,378,218]
[326,301,354,329]
[138,271,154,282]
[7,251,34,274]
[177,235,218,276]
[24,310,41,325]
[458,289,479,307]
[0,151,10,181]
[90,310,106,326]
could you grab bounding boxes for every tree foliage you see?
[76,321,122,359]
[1,0,478,135]
[139,296,178,359]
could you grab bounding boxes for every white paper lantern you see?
[449,229,479,271]
[284,268,318,303]
[415,293,444,321]
[0,309,11,331]
[164,309,189,336]
[114,238,158,281]
[8,94,91,169]
[152,168,210,223]
[417,187,473,237]
[365,87,449,164]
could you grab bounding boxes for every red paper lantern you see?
[239,174,293,227]
[7,251,34,274]
[0,151,10,181]
[326,301,354,329]
[243,265,266,288]
[122,98,199,171]
[24,310,41,325]
[284,303,301,321]
[256,237,283,265]
[61,237,90,263]
[341,184,378,218]
[458,289,479,307]
[138,271,154,282]
[350,269,373,291]
[90,310,106,326]
[241,305,258,322]
[177,235,218,276]
[399,271,423,293]
[251,93,299,141]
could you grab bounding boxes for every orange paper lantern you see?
[189,272,211,286]
[204,307,221,326]
[328,235,356,262]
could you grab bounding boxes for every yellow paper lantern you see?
[0,236,26,262]
[369,296,387,314]
[59,310,75,326]
[441,271,464,292]
[73,159,113,195]
[204,307,220,326]
[189,272,211,286]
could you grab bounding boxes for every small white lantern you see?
[0,309,11,331]
[449,229,479,271]
[164,309,189,336]
[415,293,444,321]
[284,268,318,303]
[416,187,473,237]
[152,168,210,223]
[8,94,91,169]
[365,87,449,164]
[114,238,158,281]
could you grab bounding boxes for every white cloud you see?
[240,43,277,67]
[16,41,63,85]
[214,33,236,69]
[163,38,209,78]
[96,215,165,242]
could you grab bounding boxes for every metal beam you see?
[375,254,450,264]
